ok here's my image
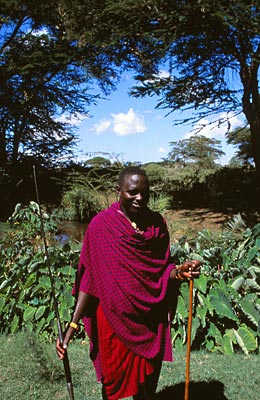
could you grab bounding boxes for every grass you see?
[1,332,259,400]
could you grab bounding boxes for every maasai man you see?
[56,166,201,400]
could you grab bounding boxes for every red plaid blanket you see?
[73,202,174,379]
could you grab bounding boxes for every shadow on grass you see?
[156,380,228,400]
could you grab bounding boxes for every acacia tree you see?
[162,135,224,193]
[57,0,260,200]
[166,136,225,169]
[226,127,254,167]
[0,0,121,168]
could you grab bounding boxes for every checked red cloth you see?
[72,202,175,382]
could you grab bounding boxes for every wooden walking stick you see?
[184,277,194,400]
[33,166,75,400]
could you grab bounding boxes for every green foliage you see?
[143,163,169,193]
[62,185,101,222]
[170,216,260,354]
[1,203,260,356]
[161,136,225,195]
[166,136,224,169]
[7,202,57,239]
[0,203,80,338]
[226,127,254,167]
[59,168,117,221]
[148,193,171,214]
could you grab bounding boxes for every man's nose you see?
[135,192,142,201]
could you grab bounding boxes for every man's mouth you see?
[132,203,141,209]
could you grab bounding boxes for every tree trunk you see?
[0,130,7,167]
[241,62,260,210]
[248,117,260,208]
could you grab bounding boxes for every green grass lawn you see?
[0,332,259,400]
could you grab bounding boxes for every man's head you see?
[116,167,150,219]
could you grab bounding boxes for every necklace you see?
[117,210,144,235]
[130,220,144,235]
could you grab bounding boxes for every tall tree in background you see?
[166,136,225,169]
[163,135,224,192]
[57,0,260,200]
[0,0,122,168]
[1,0,259,199]
[226,127,254,167]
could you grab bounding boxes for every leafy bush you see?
[170,218,260,355]
[148,193,171,214]
[1,204,259,355]
[59,170,107,222]
[0,202,79,338]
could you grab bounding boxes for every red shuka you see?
[97,304,154,399]
[73,202,175,384]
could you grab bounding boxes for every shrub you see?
[0,202,79,338]
[1,204,259,355]
[170,218,260,354]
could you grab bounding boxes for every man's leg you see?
[133,359,162,400]
[133,387,148,400]
[102,384,107,399]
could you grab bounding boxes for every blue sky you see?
[68,72,244,165]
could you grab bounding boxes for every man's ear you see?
[115,184,120,194]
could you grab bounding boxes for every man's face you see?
[117,174,150,218]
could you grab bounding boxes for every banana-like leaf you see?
[197,292,206,307]
[245,278,260,291]
[233,325,257,355]
[179,282,190,307]
[220,332,234,355]
[208,322,222,344]
[231,276,245,290]
[239,297,260,327]
[252,223,260,236]
[196,304,207,328]
[224,213,246,234]
[176,295,188,320]
[209,288,238,321]
[195,274,207,294]
[247,246,259,262]
[191,316,200,345]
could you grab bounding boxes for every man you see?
[56,166,201,399]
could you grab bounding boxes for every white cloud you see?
[111,108,147,136]
[183,112,243,140]
[93,119,111,134]
[91,108,147,136]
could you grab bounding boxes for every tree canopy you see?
[0,0,122,168]
[226,127,254,167]
[166,135,225,168]
[1,1,260,202]
[57,0,260,199]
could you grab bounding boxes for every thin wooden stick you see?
[184,278,194,400]
[33,166,75,400]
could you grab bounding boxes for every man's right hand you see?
[56,327,74,359]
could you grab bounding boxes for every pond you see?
[56,220,88,244]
